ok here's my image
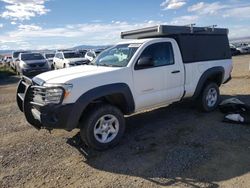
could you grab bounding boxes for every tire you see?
[198,82,220,112]
[54,63,58,69]
[80,104,125,150]
[63,64,66,68]
[16,66,21,76]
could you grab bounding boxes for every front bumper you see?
[16,77,75,130]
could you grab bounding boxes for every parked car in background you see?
[3,56,12,66]
[53,51,89,69]
[230,44,240,56]
[236,44,250,54]
[11,50,30,71]
[78,49,87,57]
[16,52,50,77]
[43,53,55,70]
[85,49,104,62]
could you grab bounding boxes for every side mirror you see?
[137,56,154,68]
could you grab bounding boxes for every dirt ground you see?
[0,55,250,188]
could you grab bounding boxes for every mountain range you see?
[0,45,111,56]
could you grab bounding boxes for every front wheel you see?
[198,82,220,112]
[80,104,125,150]
[51,64,54,70]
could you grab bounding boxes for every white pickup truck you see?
[17,25,232,150]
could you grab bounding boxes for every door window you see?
[135,42,174,69]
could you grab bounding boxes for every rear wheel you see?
[80,104,125,150]
[198,82,220,112]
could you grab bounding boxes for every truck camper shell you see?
[121,25,231,63]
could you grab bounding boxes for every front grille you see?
[29,63,45,68]
[75,61,86,65]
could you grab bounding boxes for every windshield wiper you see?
[97,63,121,67]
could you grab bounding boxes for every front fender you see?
[65,83,135,130]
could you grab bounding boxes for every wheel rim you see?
[93,114,119,144]
[206,88,218,107]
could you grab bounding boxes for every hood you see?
[22,59,47,64]
[34,65,122,84]
[67,57,88,63]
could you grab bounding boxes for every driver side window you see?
[135,42,174,69]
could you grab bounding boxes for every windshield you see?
[21,53,45,61]
[64,52,81,58]
[93,44,140,67]
[45,54,55,58]
[13,51,29,58]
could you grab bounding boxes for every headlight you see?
[33,83,73,104]
[45,88,64,104]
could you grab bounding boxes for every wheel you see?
[54,63,58,69]
[80,104,125,150]
[16,66,21,76]
[51,64,54,70]
[198,82,220,112]
[63,64,66,68]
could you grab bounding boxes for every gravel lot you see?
[1,55,250,188]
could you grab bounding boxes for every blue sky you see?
[0,0,250,50]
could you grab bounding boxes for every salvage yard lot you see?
[1,55,250,188]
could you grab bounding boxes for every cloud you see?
[188,2,250,19]
[170,15,199,25]
[9,21,167,39]
[1,21,168,49]
[0,23,3,28]
[0,0,49,21]
[229,25,250,38]
[188,2,229,15]
[18,24,42,31]
[1,19,249,50]
[0,44,11,50]
[161,0,186,10]
[223,6,250,18]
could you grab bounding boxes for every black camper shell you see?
[121,25,231,63]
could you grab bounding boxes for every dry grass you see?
[0,64,15,77]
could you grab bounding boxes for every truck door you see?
[162,41,185,103]
[133,41,184,110]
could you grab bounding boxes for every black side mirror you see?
[137,56,154,69]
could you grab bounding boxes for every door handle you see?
[171,70,180,74]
